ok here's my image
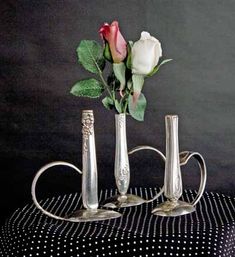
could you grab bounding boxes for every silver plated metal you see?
[81,110,98,210]
[128,146,165,203]
[114,113,130,196]
[31,110,122,222]
[152,115,207,217]
[102,114,165,208]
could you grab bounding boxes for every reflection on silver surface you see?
[66,209,121,222]
[102,114,144,208]
[102,115,165,208]
[31,110,122,222]
[152,115,207,217]
[164,115,182,201]
[114,114,130,196]
[128,146,165,203]
[81,110,98,210]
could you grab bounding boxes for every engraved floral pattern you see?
[82,112,94,152]
[117,164,129,186]
[118,114,125,129]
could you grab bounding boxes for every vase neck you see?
[114,113,130,195]
[164,115,182,201]
[115,113,126,129]
[81,110,98,209]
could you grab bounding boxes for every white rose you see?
[131,31,162,75]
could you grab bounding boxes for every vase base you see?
[152,200,196,217]
[101,194,146,209]
[65,209,122,222]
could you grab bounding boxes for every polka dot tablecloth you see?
[0,187,235,257]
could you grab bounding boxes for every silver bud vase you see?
[164,115,183,201]
[81,110,98,210]
[31,110,122,222]
[152,115,207,216]
[102,113,165,208]
[114,113,130,196]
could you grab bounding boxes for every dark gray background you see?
[1,0,235,223]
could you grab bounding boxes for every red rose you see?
[99,21,127,63]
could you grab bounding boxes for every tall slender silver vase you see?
[81,110,98,210]
[152,115,207,217]
[102,113,165,208]
[114,113,130,197]
[31,110,122,222]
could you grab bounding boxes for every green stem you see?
[123,98,128,113]
[98,71,113,98]
[85,41,113,98]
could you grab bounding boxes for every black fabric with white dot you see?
[0,187,234,257]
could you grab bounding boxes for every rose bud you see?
[99,21,127,63]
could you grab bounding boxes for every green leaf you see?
[132,74,145,104]
[77,40,105,74]
[70,78,104,98]
[102,96,114,110]
[103,42,112,62]
[132,74,144,92]
[128,93,147,121]
[147,59,173,77]
[115,100,122,113]
[113,62,126,91]
[126,41,133,70]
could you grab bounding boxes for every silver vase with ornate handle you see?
[102,114,165,208]
[152,115,207,216]
[31,110,122,222]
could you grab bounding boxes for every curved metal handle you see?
[179,151,207,206]
[31,161,82,221]
[128,145,165,203]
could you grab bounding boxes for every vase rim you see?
[165,114,178,119]
[115,113,126,117]
[82,110,93,113]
